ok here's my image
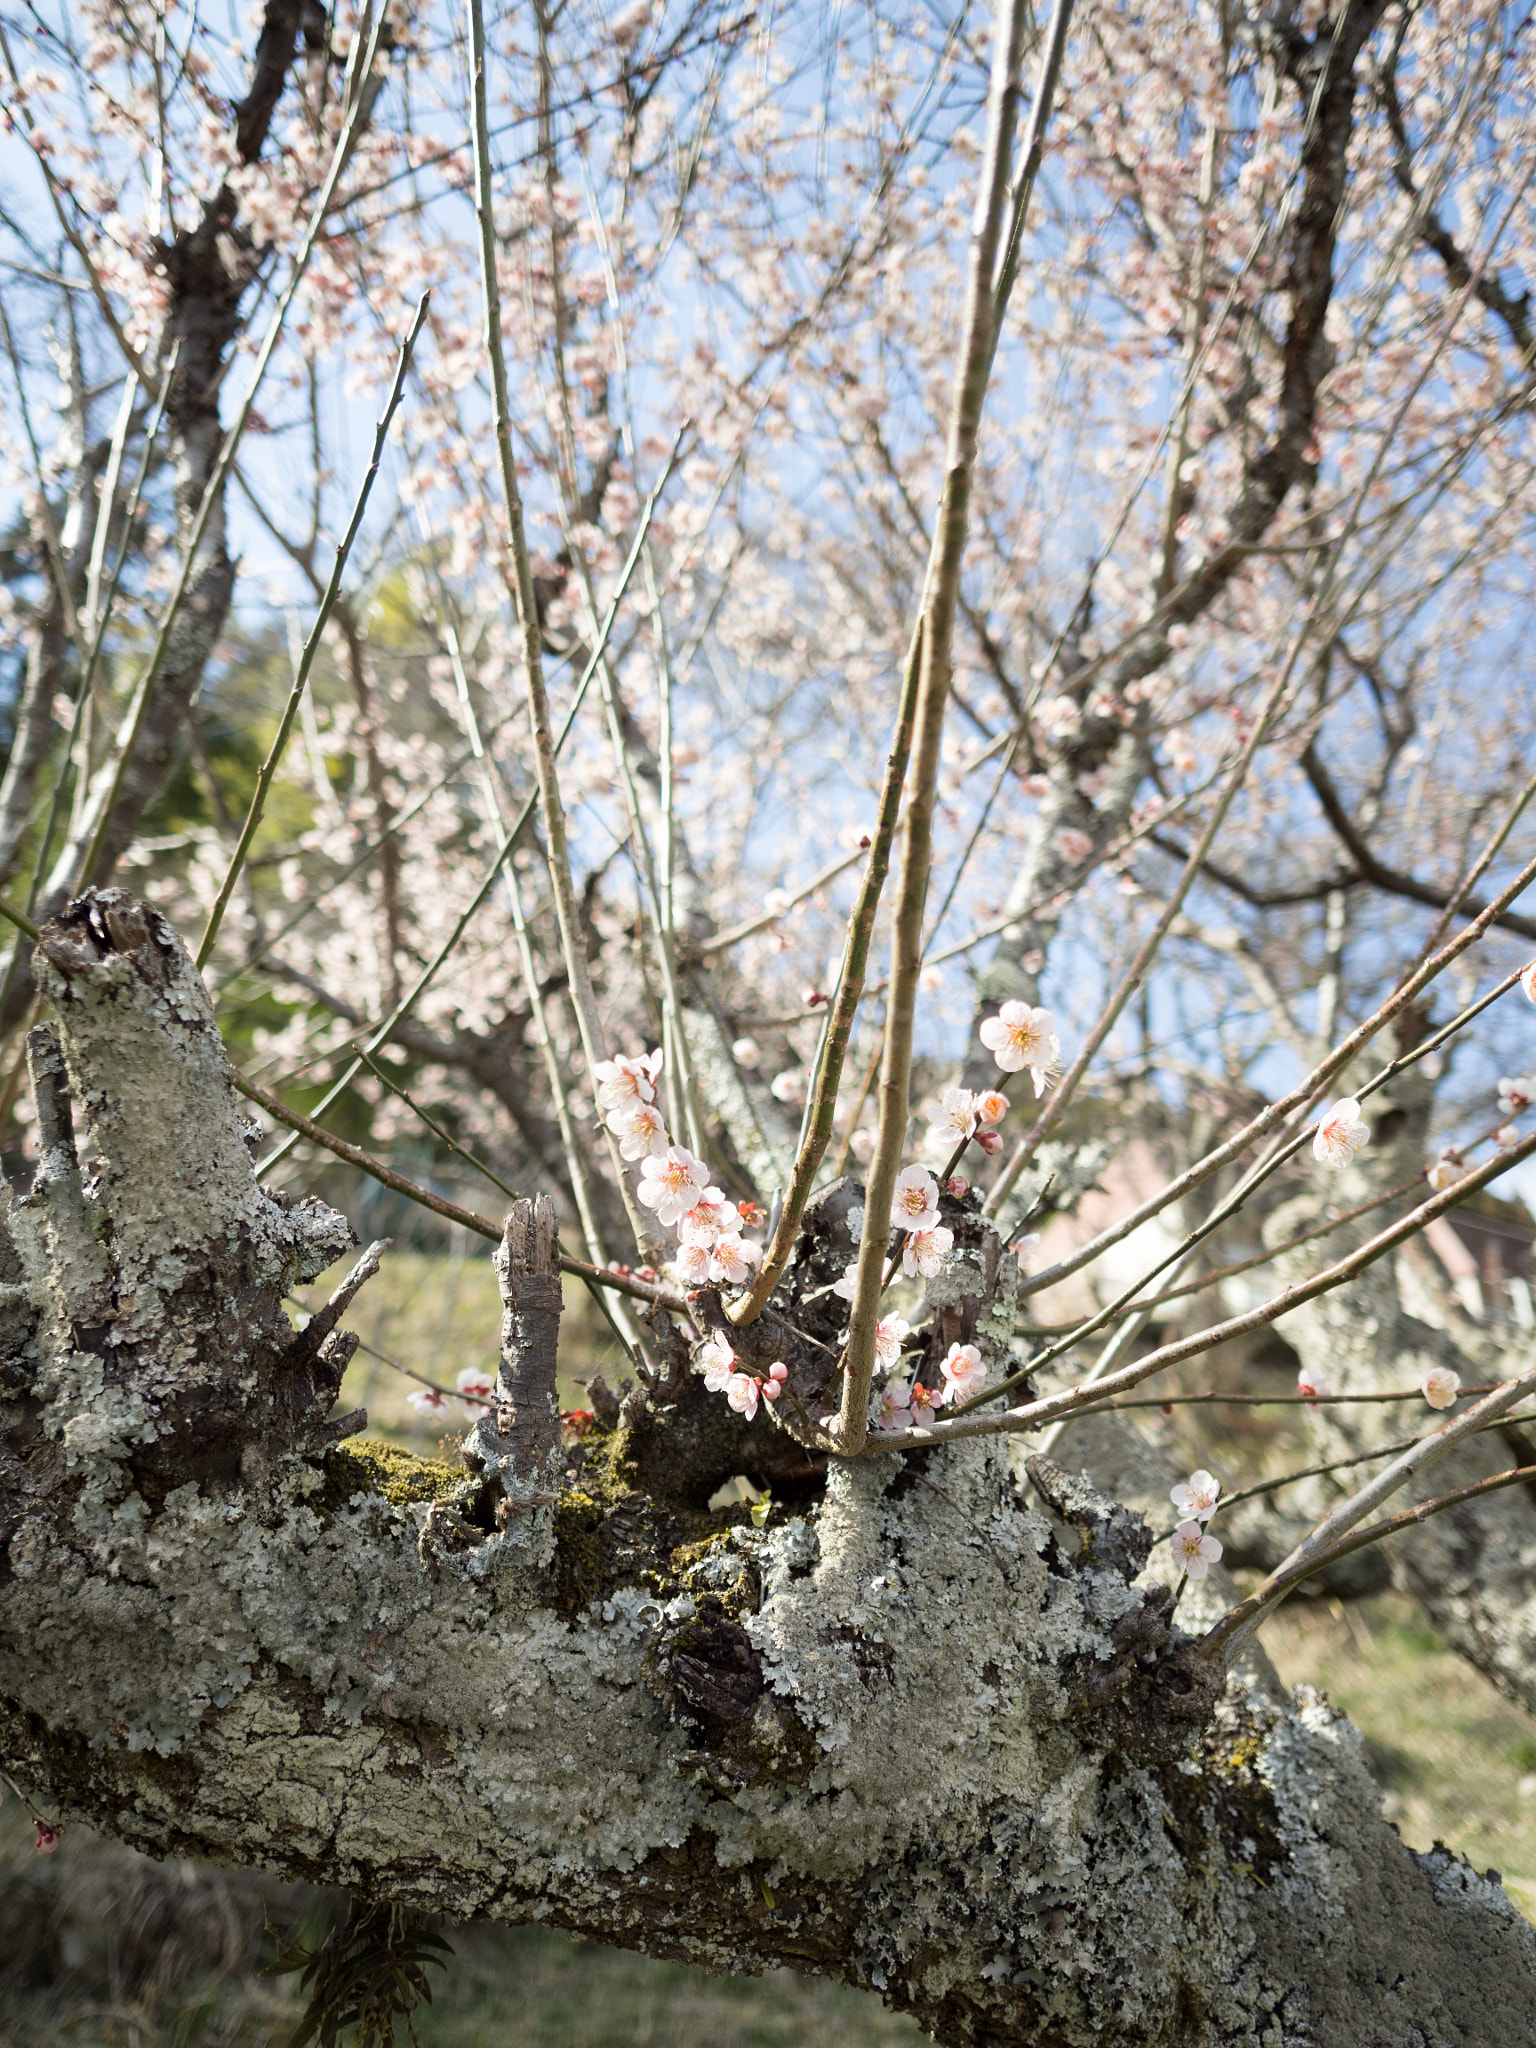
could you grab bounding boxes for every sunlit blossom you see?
[1427,1157,1460,1192]
[891,1164,941,1232]
[678,1196,733,1247]
[929,1086,976,1146]
[638,1145,713,1225]
[1170,1521,1222,1581]
[979,1002,1060,1096]
[710,1235,762,1287]
[593,1048,662,1113]
[610,1100,667,1158]
[939,1342,986,1403]
[902,1225,953,1279]
[673,1241,712,1286]
[831,1265,860,1302]
[973,1089,1009,1128]
[1170,1469,1220,1522]
[701,1331,737,1391]
[1422,1365,1461,1410]
[1312,1098,1369,1168]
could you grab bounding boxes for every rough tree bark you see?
[1,890,1533,2047]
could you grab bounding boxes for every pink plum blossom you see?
[907,1382,943,1427]
[1312,1098,1369,1168]
[939,1342,986,1403]
[1170,1469,1220,1522]
[871,1380,913,1430]
[979,1003,1060,1096]
[902,1225,953,1279]
[1170,1521,1222,1580]
[761,1361,789,1402]
[1421,1365,1461,1410]
[638,1146,714,1225]
[34,1821,62,1853]
[891,1164,941,1232]
[973,1089,1009,1128]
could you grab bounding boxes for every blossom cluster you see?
[594,1049,784,1417]
[871,1342,988,1430]
[1169,1468,1222,1580]
[594,1050,767,1291]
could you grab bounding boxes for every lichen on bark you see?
[1,889,1534,2048]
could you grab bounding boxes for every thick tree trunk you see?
[1,891,1533,2048]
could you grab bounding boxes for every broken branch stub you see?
[462,1195,564,1506]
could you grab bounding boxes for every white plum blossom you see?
[1312,1097,1370,1168]
[903,1225,954,1279]
[725,1373,760,1420]
[1523,959,1536,1005]
[769,1067,807,1104]
[973,1088,1009,1128]
[939,1342,986,1403]
[929,1087,977,1147]
[1170,1520,1223,1580]
[1170,1469,1220,1522]
[831,1265,860,1302]
[1297,1364,1331,1399]
[710,1235,762,1287]
[611,1100,667,1158]
[874,1314,911,1371]
[593,1048,662,1113]
[701,1331,737,1391]
[1422,1365,1462,1410]
[979,1002,1060,1096]
[871,1380,913,1430]
[891,1164,941,1232]
[1497,1124,1519,1148]
[673,1241,712,1287]
[408,1386,453,1418]
[1500,1075,1536,1114]
[677,1196,733,1246]
[638,1145,714,1225]
[456,1367,495,1417]
[1427,1157,1460,1192]
[731,1036,762,1068]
